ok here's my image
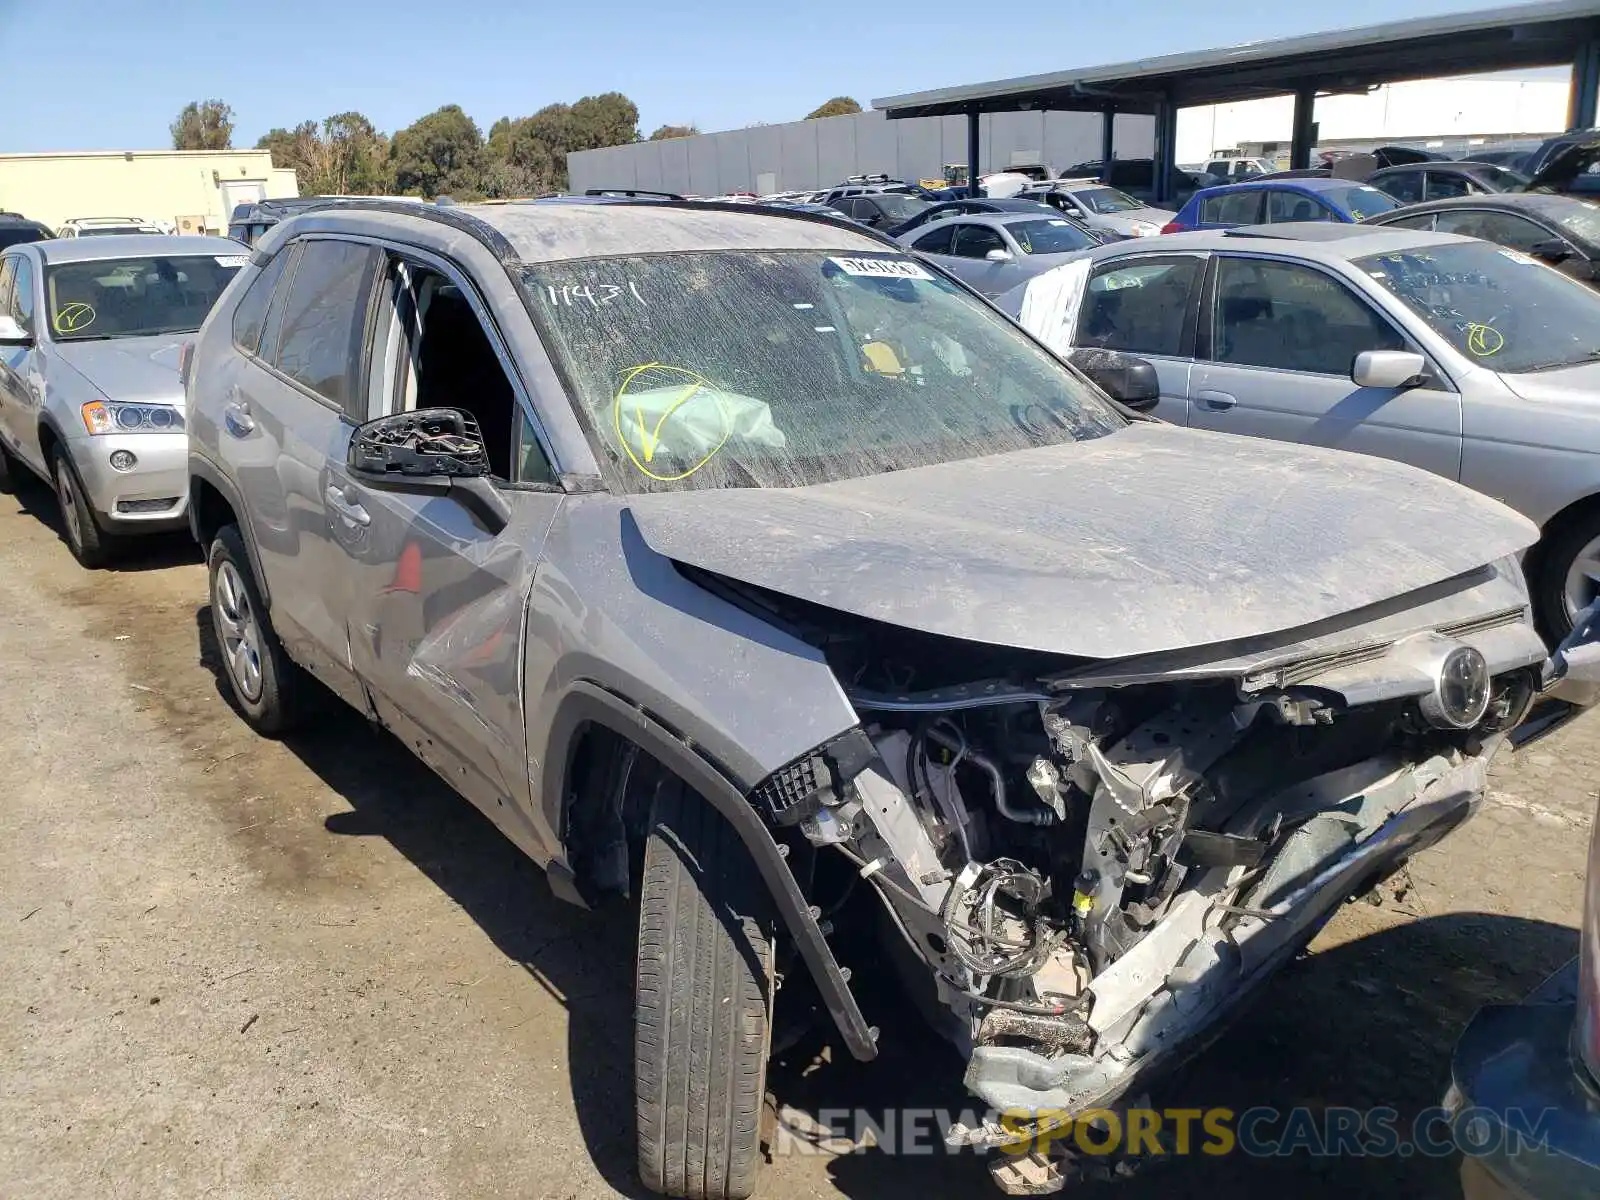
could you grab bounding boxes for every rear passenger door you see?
[1188,254,1463,479]
[222,236,381,701]
[1073,254,1204,422]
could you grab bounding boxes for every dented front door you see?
[335,483,561,819]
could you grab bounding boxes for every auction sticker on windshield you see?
[827,257,932,280]
[214,255,249,268]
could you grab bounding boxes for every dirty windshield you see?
[521,250,1123,491]
[1356,240,1600,373]
[46,255,244,342]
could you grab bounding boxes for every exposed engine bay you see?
[734,584,1543,1173]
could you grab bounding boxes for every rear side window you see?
[271,239,379,415]
[1425,172,1472,200]
[1077,256,1202,357]
[1200,190,1264,225]
[231,250,291,356]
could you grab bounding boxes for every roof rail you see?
[259,197,518,261]
[583,188,686,200]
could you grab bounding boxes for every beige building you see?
[0,149,298,236]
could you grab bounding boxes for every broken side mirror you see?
[1530,238,1575,265]
[1069,348,1161,413]
[1351,349,1428,390]
[347,407,510,535]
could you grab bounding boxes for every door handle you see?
[325,484,371,527]
[1194,389,1237,412]
[222,398,255,437]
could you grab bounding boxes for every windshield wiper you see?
[1521,348,1600,372]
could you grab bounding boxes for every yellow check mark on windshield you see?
[634,380,705,463]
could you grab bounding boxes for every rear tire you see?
[208,523,307,736]
[0,439,16,493]
[635,781,772,1200]
[52,445,113,568]
[1531,510,1600,644]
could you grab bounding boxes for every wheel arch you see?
[187,454,273,609]
[539,679,878,1062]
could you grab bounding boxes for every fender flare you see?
[541,680,879,1062]
[187,452,274,609]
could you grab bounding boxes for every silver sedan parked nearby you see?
[898,211,1099,295]
[0,234,246,566]
[1002,222,1600,642]
[1017,178,1175,238]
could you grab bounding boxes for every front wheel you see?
[635,782,772,1200]
[52,445,113,568]
[1532,511,1600,644]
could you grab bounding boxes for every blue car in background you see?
[1164,177,1400,233]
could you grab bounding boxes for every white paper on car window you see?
[214,255,249,267]
[827,256,932,280]
[1498,249,1536,265]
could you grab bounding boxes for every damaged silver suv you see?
[185,198,1600,1198]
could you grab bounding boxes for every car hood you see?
[626,422,1537,661]
[1498,359,1600,404]
[53,335,186,405]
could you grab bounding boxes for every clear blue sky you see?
[0,0,1528,152]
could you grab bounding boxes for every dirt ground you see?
[1,472,1593,1200]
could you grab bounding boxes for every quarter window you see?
[1200,190,1264,225]
[230,249,290,356]
[1077,256,1202,358]
[272,239,379,416]
[1212,258,1404,376]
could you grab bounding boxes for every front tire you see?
[635,782,772,1200]
[1532,510,1600,644]
[208,523,306,736]
[52,445,113,568]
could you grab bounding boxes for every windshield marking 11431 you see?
[522,249,1123,493]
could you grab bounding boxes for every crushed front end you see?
[746,561,1567,1187]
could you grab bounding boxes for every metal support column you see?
[1152,98,1177,204]
[1100,106,1115,170]
[1571,40,1600,130]
[966,107,981,197]
[1290,85,1317,171]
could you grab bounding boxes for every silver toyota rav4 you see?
[0,234,247,565]
[184,199,1600,1198]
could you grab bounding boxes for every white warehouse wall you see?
[568,108,1155,196]
[1177,72,1571,162]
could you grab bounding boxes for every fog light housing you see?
[1421,645,1491,729]
[108,449,138,472]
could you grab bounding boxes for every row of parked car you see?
[0,186,1596,1200]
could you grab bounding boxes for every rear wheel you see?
[1532,510,1600,644]
[0,439,16,493]
[52,445,113,568]
[208,523,307,736]
[635,781,772,1200]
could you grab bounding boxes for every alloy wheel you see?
[214,560,265,703]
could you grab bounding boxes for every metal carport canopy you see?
[871,0,1600,198]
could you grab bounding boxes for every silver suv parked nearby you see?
[1004,222,1600,644]
[185,198,1598,1199]
[0,234,246,565]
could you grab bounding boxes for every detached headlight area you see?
[81,400,184,435]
